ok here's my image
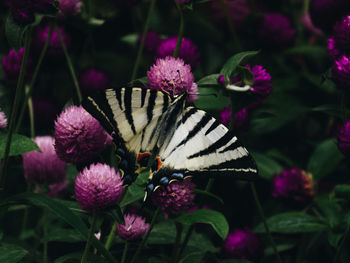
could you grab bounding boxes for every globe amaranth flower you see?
[151,177,196,215]
[328,38,341,60]
[246,64,272,97]
[78,68,110,95]
[1,47,32,83]
[33,24,70,56]
[220,107,249,132]
[138,31,161,53]
[332,55,350,89]
[223,228,264,262]
[0,109,8,129]
[74,163,124,211]
[59,0,82,17]
[116,213,150,241]
[272,168,314,202]
[333,15,350,53]
[258,13,296,49]
[147,56,198,102]
[22,136,67,184]
[337,120,350,156]
[156,37,200,68]
[54,105,109,164]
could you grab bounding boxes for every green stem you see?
[55,24,82,104]
[105,223,117,251]
[43,208,49,263]
[27,91,35,138]
[332,225,349,263]
[81,213,98,263]
[172,223,183,263]
[250,182,282,263]
[130,0,157,82]
[173,2,184,58]
[130,208,160,263]
[0,28,32,190]
[15,21,53,133]
[121,242,129,263]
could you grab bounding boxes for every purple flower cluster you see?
[78,68,110,95]
[116,214,150,241]
[1,47,32,83]
[337,121,350,156]
[0,110,8,129]
[220,107,249,132]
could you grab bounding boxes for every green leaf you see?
[236,65,254,86]
[250,151,283,180]
[316,195,342,228]
[307,139,344,180]
[5,14,28,50]
[311,104,350,118]
[121,33,138,46]
[255,212,328,233]
[197,74,220,86]
[148,221,176,244]
[0,243,28,263]
[175,209,229,239]
[219,51,259,84]
[0,134,40,158]
[264,243,296,256]
[42,228,85,243]
[54,252,107,263]
[194,87,230,111]
[334,184,350,199]
[328,232,343,248]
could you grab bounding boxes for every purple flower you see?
[332,55,350,89]
[151,178,196,215]
[337,120,350,156]
[219,107,249,132]
[54,105,109,164]
[116,214,150,241]
[32,96,59,128]
[223,228,264,261]
[59,0,82,17]
[33,24,70,56]
[1,47,32,83]
[258,13,296,49]
[0,110,8,129]
[328,38,341,60]
[333,15,350,53]
[7,0,54,24]
[272,168,314,202]
[48,179,69,198]
[246,64,272,97]
[22,136,67,184]
[74,163,124,211]
[78,68,110,95]
[156,37,200,68]
[138,31,162,53]
[147,56,198,102]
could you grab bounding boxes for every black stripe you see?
[206,155,255,170]
[181,107,197,125]
[147,90,157,124]
[162,93,169,114]
[205,119,221,135]
[188,132,232,159]
[124,88,136,134]
[116,89,123,110]
[218,139,242,153]
[141,88,147,108]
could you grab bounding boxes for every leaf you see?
[264,243,296,256]
[311,104,350,118]
[307,139,344,180]
[0,134,40,158]
[236,65,254,86]
[42,228,85,243]
[54,252,107,263]
[121,33,138,46]
[316,195,342,228]
[334,184,350,199]
[250,152,283,180]
[175,209,229,239]
[5,14,28,50]
[328,232,343,248]
[194,87,230,111]
[255,212,328,233]
[197,74,220,86]
[219,51,259,84]
[148,221,176,244]
[0,243,28,263]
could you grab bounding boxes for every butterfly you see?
[82,87,258,200]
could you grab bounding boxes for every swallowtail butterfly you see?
[82,87,258,200]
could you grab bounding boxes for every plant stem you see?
[129,208,160,263]
[15,21,53,133]
[55,23,82,104]
[172,222,183,263]
[105,223,117,251]
[81,213,98,263]
[0,28,32,190]
[43,208,49,263]
[250,182,282,263]
[173,2,184,58]
[121,242,129,263]
[332,225,349,263]
[130,0,157,82]
[27,90,35,138]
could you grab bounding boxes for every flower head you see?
[78,68,110,95]
[7,0,54,24]
[147,56,197,102]
[272,168,314,202]
[22,136,67,184]
[74,163,124,211]
[246,64,272,97]
[54,105,109,164]
[156,37,200,68]
[0,110,8,129]
[328,37,341,60]
[223,228,264,261]
[258,13,296,49]
[219,107,249,132]
[332,55,350,89]
[1,47,32,83]
[333,15,350,53]
[59,0,82,17]
[116,214,150,241]
[337,120,350,156]
[138,31,161,53]
[151,178,196,215]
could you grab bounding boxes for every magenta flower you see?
[223,228,264,261]
[147,56,198,102]
[334,15,350,52]
[74,163,124,211]
[0,110,8,129]
[116,214,150,241]
[328,38,340,60]
[54,105,109,164]
[219,107,249,132]
[1,47,32,83]
[138,31,162,53]
[78,68,110,95]
[151,178,196,215]
[59,0,82,17]
[156,37,200,68]
[22,136,67,184]
[332,55,350,89]
[272,168,314,202]
[337,121,350,156]
[246,64,272,97]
